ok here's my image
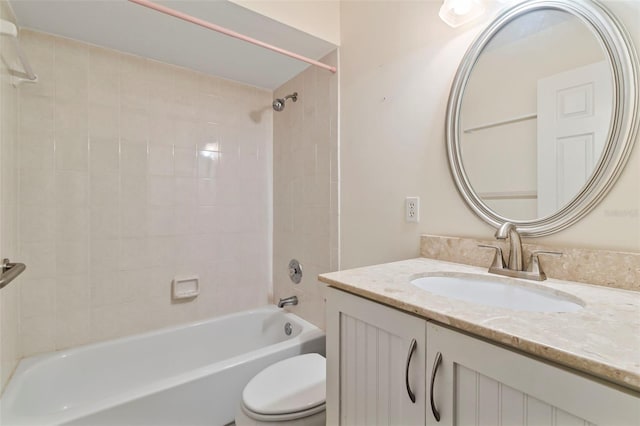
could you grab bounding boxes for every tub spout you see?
[277,296,298,308]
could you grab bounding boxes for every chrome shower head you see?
[272,92,298,112]
[273,98,285,111]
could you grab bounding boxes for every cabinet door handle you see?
[430,351,442,422]
[405,338,417,403]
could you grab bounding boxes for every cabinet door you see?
[426,323,640,426]
[327,287,427,426]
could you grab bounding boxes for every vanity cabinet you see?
[426,323,639,426]
[326,287,640,426]
[326,288,426,426]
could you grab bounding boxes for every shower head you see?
[272,98,285,112]
[272,92,298,112]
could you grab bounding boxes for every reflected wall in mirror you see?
[447,0,639,236]
[460,9,611,221]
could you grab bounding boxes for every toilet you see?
[235,353,326,426]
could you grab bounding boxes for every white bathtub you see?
[1,306,325,426]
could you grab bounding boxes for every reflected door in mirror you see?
[537,61,612,217]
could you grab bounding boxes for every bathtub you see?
[1,306,325,426]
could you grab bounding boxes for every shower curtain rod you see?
[128,0,337,74]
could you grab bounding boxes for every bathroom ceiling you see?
[9,0,337,90]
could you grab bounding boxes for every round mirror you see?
[446,0,638,236]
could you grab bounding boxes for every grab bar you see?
[0,258,26,290]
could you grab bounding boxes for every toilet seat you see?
[241,401,326,422]
[241,353,326,421]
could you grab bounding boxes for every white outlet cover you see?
[405,197,420,223]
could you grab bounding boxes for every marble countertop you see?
[318,257,640,392]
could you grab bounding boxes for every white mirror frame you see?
[446,0,639,236]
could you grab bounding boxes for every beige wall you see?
[16,31,273,357]
[231,0,340,45]
[273,51,339,329]
[0,0,21,393]
[340,0,640,270]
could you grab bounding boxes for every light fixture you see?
[439,0,486,28]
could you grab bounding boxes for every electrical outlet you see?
[405,197,419,223]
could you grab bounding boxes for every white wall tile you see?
[20,167,54,206]
[20,129,54,171]
[89,104,119,140]
[119,238,149,270]
[55,308,90,350]
[174,177,197,207]
[90,271,123,308]
[56,208,89,242]
[148,176,175,206]
[148,208,175,236]
[272,51,338,330]
[56,240,89,276]
[20,278,56,318]
[55,134,89,172]
[120,106,148,142]
[17,30,272,356]
[120,204,146,238]
[90,305,122,341]
[20,205,55,243]
[197,150,220,178]
[197,178,217,206]
[91,206,120,239]
[89,138,119,174]
[173,207,196,235]
[56,171,89,207]
[148,144,174,176]
[20,315,55,357]
[90,173,119,206]
[20,241,57,280]
[56,274,90,313]
[90,238,119,272]
[120,142,147,175]
[174,146,197,177]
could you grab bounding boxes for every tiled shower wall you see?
[0,1,20,392]
[17,30,272,357]
[273,51,339,329]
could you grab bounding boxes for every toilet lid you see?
[242,353,326,416]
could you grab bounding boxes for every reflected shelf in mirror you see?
[463,112,537,134]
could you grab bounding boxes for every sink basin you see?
[410,274,583,312]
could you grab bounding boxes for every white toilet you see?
[235,353,326,426]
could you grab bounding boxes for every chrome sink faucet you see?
[495,222,523,271]
[479,222,562,281]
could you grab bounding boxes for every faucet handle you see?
[478,244,506,269]
[526,250,562,280]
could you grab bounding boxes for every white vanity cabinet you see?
[326,288,427,426]
[426,323,639,426]
[326,287,640,426]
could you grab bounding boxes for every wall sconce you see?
[439,0,486,27]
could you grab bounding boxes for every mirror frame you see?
[446,0,639,236]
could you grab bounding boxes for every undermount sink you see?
[410,274,584,313]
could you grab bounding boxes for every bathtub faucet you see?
[277,296,298,308]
